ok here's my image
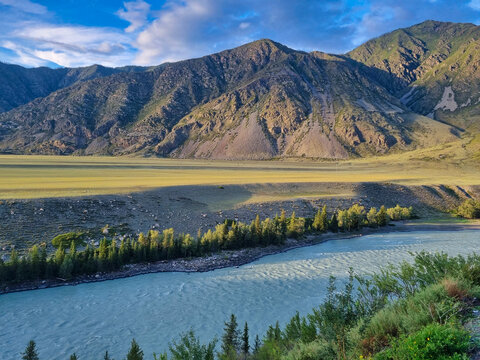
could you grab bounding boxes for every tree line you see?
[0,204,414,285]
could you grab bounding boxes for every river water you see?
[1,229,480,359]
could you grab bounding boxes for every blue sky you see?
[1,0,480,68]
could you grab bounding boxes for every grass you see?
[0,143,479,200]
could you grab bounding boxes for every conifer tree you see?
[253,335,261,354]
[287,211,297,238]
[312,208,322,231]
[29,245,41,279]
[126,339,143,360]
[22,340,39,360]
[376,205,388,226]
[329,213,339,233]
[367,207,378,227]
[103,351,113,360]
[221,314,240,355]
[242,322,249,356]
[70,353,78,360]
[279,210,287,240]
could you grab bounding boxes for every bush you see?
[51,232,86,249]
[374,323,470,360]
[386,205,413,221]
[364,281,464,354]
[456,199,480,219]
[281,339,335,360]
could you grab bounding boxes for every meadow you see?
[1,142,479,201]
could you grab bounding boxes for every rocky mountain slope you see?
[0,21,478,159]
[348,20,480,132]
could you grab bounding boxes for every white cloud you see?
[133,0,257,65]
[1,40,50,67]
[4,24,135,67]
[469,0,480,10]
[0,0,47,14]
[117,0,151,33]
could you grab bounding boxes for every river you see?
[1,229,480,359]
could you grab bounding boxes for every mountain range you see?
[0,20,478,159]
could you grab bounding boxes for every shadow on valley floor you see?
[0,182,478,256]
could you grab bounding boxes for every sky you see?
[1,0,480,68]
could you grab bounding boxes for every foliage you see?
[22,340,39,360]
[0,205,415,286]
[168,330,216,360]
[456,199,480,219]
[375,323,471,360]
[126,339,144,360]
[51,232,85,249]
[220,314,240,358]
[386,205,414,221]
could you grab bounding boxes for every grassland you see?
[0,138,479,201]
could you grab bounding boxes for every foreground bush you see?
[375,323,471,360]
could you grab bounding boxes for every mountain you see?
[348,20,480,133]
[0,22,475,159]
[0,63,146,113]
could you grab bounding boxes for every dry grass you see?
[0,143,479,200]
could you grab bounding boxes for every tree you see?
[242,322,249,357]
[329,213,338,233]
[287,211,298,238]
[221,314,240,356]
[457,199,480,219]
[376,205,388,226]
[70,353,78,360]
[51,232,85,249]
[313,206,328,232]
[126,339,143,360]
[22,340,39,360]
[104,351,113,360]
[59,256,74,279]
[367,207,378,227]
[253,335,261,354]
[169,330,216,360]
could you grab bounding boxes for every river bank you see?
[1,220,480,295]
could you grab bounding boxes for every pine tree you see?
[253,335,261,354]
[221,314,240,355]
[29,245,41,279]
[70,353,78,360]
[329,213,339,233]
[242,322,249,356]
[312,208,322,231]
[287,211,297,238]
[367,207,378,227]
[279,210,287,241]
[319,205,328,232]
[126,339,143,360]
[54,243,65,267]
[376,205,388,226]
[103,351,113,360]
[22,340,39,360]
[312,205,328,232]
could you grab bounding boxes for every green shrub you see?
[281,339,335,360]
[456,199,480,219]
[386,205,414,221]
[364,281,464,354]
[374,323,470,360]
[51,232,85,249]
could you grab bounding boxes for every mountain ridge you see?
[0,21,477,159]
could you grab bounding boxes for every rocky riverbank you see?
[2,221,480,295]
